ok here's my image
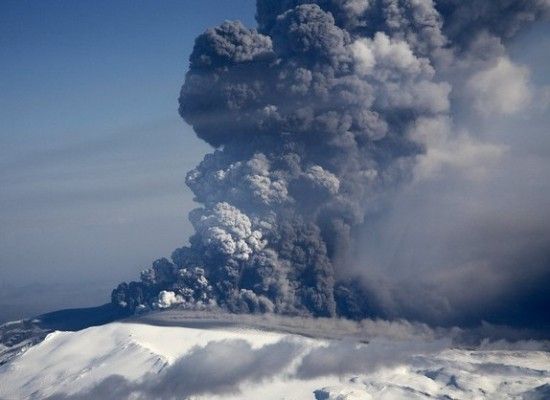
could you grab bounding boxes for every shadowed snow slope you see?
[0,320,548,399]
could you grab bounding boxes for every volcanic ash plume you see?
[112,1,549,320]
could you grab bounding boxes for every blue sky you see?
[0,1,255,319]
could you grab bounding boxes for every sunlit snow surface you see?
[0,314,548,399]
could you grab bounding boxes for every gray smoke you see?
[47,338,301,400]
[437,0,550,44]
[112,1,550,328]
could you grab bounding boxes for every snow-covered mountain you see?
[0,311,549,399]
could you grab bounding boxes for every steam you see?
[112,1,550,328]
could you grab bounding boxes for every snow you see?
[0,320,548,399]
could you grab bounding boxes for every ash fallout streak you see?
[112,0,550,329]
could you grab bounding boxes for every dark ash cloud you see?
[436,0,550,44]
[110,0,550,332]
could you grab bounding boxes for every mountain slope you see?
[0,317,549,400]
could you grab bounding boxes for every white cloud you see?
[408,116,505,182]
[190,202,266,261]
[155,291,184,309]
[467,57,532,116]
[352,32,430,77]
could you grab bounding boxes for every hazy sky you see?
[0,1,255,319]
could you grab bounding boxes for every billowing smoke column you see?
[112,1,549,320]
